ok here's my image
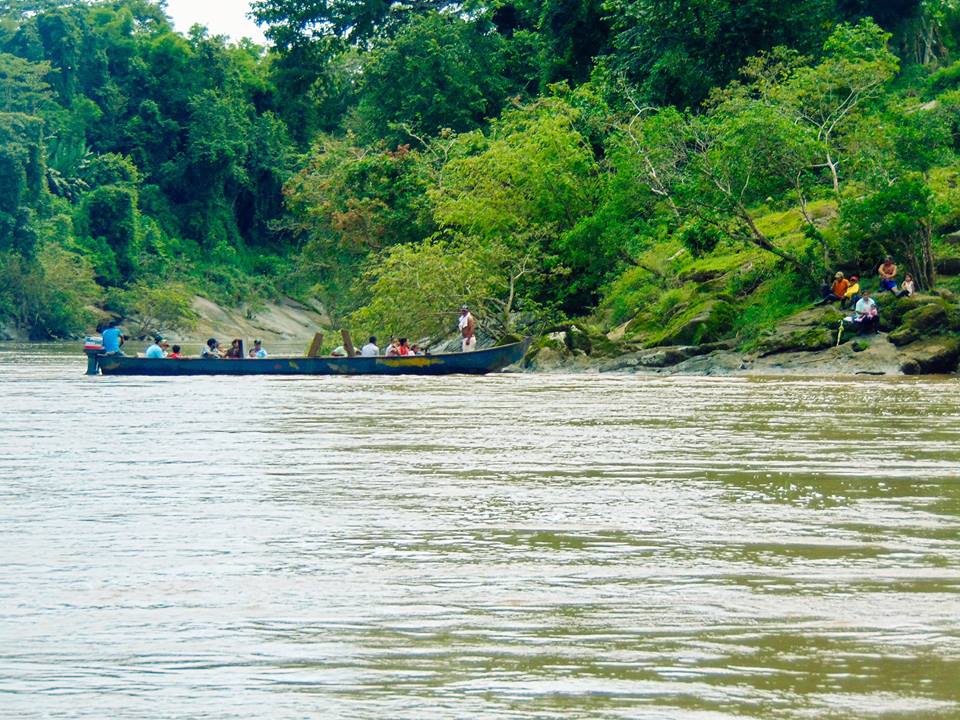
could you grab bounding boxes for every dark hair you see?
[108,319,119,328]
[172,345,181,353]
[207,338,217,347]
[399,337,408,345]
[369,336,377,344]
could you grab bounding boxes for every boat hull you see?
[94,339,531,376]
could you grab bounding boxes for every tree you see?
[351,236,538,340]
[355,13,514,145]
[431,95,599,308]
[250,0,451,49]
[768,20,900,198]
[621,100,821,272]
[604,0,837,108]
[840,175,936,288]
[284,137,436,314]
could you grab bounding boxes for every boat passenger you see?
[360,336,379,357]
[145,334,166,359]
[102,319,125,356]
[459,305,477,352]
[816,272,848,305]
[249,339,268,358]
[384,339,400,357]
[202,338,223,358]
[330,345,348,357]
[397,338,412,356]
[411,344,424,356]
[897,273,916,298]
[878,256,898,293]
[169,345,183,359]
[841,275,861,309]
[225,338,243,359]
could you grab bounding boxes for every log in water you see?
[1,344,958,719]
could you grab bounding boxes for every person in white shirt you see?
[360,336,380,357]
[201,338,223,358]
[248,339,268,358]
[852,290,879,334]
[458,305,476,352]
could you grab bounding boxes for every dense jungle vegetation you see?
[2,0,960,342]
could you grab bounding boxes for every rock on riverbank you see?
[522,293,960,377]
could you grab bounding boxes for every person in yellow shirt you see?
[841,275,860,309]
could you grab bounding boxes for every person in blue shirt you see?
[144,335,166,358]
[248,339,268,358]
[101,320,125,355]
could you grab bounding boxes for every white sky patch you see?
[165,0,267,44]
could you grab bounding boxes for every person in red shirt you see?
[397,338,412,356]
[168,345,183,359]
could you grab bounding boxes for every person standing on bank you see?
[459,305,476,352]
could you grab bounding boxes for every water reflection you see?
[0,344,958,719]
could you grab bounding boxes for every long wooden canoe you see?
[90,339,531,376]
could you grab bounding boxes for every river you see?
[1,343,959,719]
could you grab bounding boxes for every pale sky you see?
[165,0,267,44]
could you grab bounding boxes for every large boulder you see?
[887,302,958,346]
[879,294,941,331]
[755,306,844,357]
[523,333,571,370]
[758,326,837,356]
[651,299,736,347]
[900,336,960,375]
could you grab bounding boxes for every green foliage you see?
[0,243,102,338]
[356,13,515,145]
[350,238,499,340]
[111,279,198,336]
[76,184,140,282]
[1,0,960,346]
[604,0,837,107]
[840,174,936,287]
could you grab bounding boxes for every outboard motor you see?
[84,336,103,375]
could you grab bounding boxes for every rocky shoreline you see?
[522,293,960,377]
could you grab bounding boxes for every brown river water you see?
[1,343,959,719]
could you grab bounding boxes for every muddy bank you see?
[119,295,329,348]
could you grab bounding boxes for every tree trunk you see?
[738,208,808,274]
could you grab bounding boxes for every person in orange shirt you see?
[816,272,849,305]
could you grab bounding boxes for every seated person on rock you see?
[817,272,849,305]
[897,273,916,298]
[878,256,898,293]
[841,275,861,309]
[848,290,879,334]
